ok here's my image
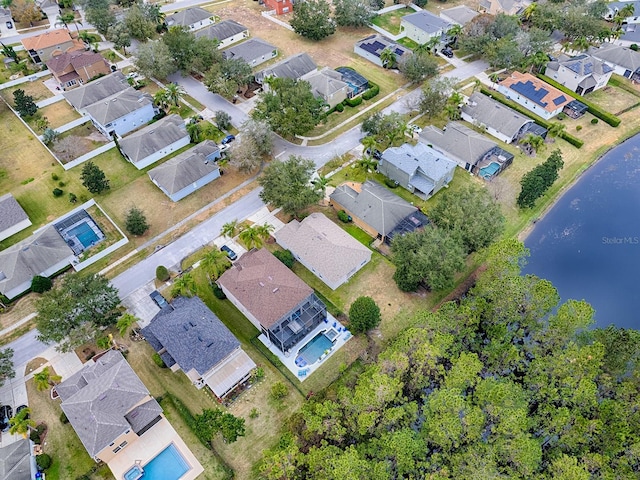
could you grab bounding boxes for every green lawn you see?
[371,8,414,35]
[397,37,419,50]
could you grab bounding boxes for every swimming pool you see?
[68,222,99,248]
[142,444,189,480]
[296,331,334,366]
[480,162,500,179]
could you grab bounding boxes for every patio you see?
[258,313,352,381]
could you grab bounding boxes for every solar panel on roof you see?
[394,48,404,55]
[584,63,593,75]
[371,41,386,51]
[510,80,549,107]
[552,95,567,106]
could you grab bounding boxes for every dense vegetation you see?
[259,240,640,479]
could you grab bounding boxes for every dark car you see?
[220,245,237,260]
[0,405,13,432]
[6,21,13,29]
[365,148,382,160]
[221,134,235,145]
[149,290,169,309]
[15,405,29,418]
[442,48,454,58]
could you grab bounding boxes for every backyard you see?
[36,101,81,129]
[50,122,110,164]
[371,7,414,35]
[0,76,54,105]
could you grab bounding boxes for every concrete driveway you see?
[121,282,160,328]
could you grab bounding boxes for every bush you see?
[337,210,351,223]
[576,125,583,131]
[156,265,170,282]
[348,296,381,333]
[212,284,227,299]
[362,82,380,100]
[152,110,167,121]
[152,352,166,368]
[249,408,260,419]
[36,453,52,470]
[51,173,59,181]
[335,103,345,112]
[31,275,52,294]
[345,96,363,107]
[253,366,265,381]
[52,188,63,197]
[384,178,399,188]
[58,181,65,187]
[125,206,150,236]
[270,382,289,400]
[273,249,295,268]
[59,411,69,424]
[556,112,568,120]
[30,429,41,443]
[69,192,77,203]
[591,118,599,124]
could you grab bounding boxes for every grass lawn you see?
[1,76,54,104]
[371,8,414,35]
[183,93,205,112]
[397,37,419,50]
[38,101,81,129]
[587,84,640,115]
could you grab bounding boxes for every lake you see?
[523,136,640,329]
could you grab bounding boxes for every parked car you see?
[0,405,12,432]
[15,405,29,419]
[365,148,382,160]
[6,21,13,29]
[442,48,454,58]
[149,290,169,309]
[220,245,237,260]
[408,124,422,134]
[221,134,235,145]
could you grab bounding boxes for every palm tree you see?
[355,156,377,175]
[239,225,263,250]
[171,273,195,299]
[146,4,165,25]
[9,408,36,438]
[255,223,275,244]
[221,219,241,239]
[57,12,75,30]
[362,136,378,158]
[1,42,18,62]
[445,103,461,120]
[116,313,138,337]
[164,83,186,107]
[546,122,566,142]
[380,48,396,69]
[153,90,169,110]
[521,3,538,23]
[33,367,61,392]
[78,31,93,45]
[528,51,549,74]
[414,42,430,56]
[186,122,201,143]
[201,249,230,281]
[425,36,441,54]
[312,175,330,197]
[446,25,462,47]
[521,133,544,155]
[572,36,590,52]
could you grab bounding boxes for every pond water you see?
[523,135,640,329]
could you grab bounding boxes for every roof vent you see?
[272,288,279,293]
[259,281,265,287]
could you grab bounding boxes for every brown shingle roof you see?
[46,50,108,75]
[217,248,313,328]
[22,30,74,50]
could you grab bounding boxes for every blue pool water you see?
[297,332,334,365]
[68,222,99,248]
[123,465,143,480]
[142,444,189,480]
[480,162,500,178]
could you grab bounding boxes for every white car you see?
[408,124,422,134]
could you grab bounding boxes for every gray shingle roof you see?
[402,10,451,34]
[222,38,276,64]
[195,19,248,42]
[84,87,152,126]
[329,180,418,237]
[0,439,30,480]
[165,7,212,27]
[589,43,640,72]
[419,121,497,166]
[58,350,160,459]
[142,296,241,376]
[63,71,128,110]
[255,53,317,83]
[0,193,29,233]
[462,92,532,139]
[381,142,457,184]
[124,399,163,434]
[0,226,73,298]
[217,248,313,328]
[275,213,370,288]
[148,140,219,195]
[440,6,478,25]
[119,114,188,165]
[303,68,348,99]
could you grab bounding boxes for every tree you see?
[163,83,186,107]
[9,407,35,438]
[379,47,397,69]
[135,40,177,80]
[221,219,241,239]
[171,273,195,298]
[517,148,564,208]
[156,265,170,281]
[204,58,252,99]
[81,0,115,35]
[33,367,61,391]
[12,89,37,117]
[419,78,455,119]
[194,408,246,444]
[520,133,545,155]
[124,3,155,40]
[0,42,18,63]
[258,156,322,216]
[546,122,566,142]
[31,275,52,293]
[80,161,110,194]
[241,119,273,156]
[333,0,375,27]
[116,313,137,337]
[163,26,197,72]
[290,0,336,41]
[429,184,505,254]
[398,52,439,83]
[0,349,14,388]
[360,112,407,147]
[56,12,76,29]
[348,296,381,333]
[200,249,230,281]
[10,0,41,26]
[391,227,466,291]
[125,207,149,236]
[253,78,324,138]
[273,249,295,268]
[188,36,221,73]
[141,2,165,25]
[215,110,232,131]
[36,273,121,352]
[228,137,262,173]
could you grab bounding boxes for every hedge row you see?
[328,81,380,114]
[608,76,640,99]
[536,74,621,127]
[362,81,380,100]
[479,87,584,148]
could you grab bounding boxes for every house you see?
[545,54,613,95]
[604,1,640,24]
[0,193,31,242]
[165,7,214,31]
[263,0,293,15]
[329,180,430,244]
[440,6,479,26]
[21,29,84,64]
[0,439,31,480]
[255,53,317,88]
[335,67,369,97]
[46,50,111,90]
[479,0,530,16]
[217,248,327,353]
[63,71,129,111]
[148,140,221,202]
[588,42,640,81]
[496,71,571,120]
[302,68,350,109]
[354,34,410,68]
[400,10,451,45]
[84,87,155,137]
[119,114,190,170]
[222,38,277,68]
[0,226,75,300]
[275,213,371,290]
[420,122,515,180]
[142,296,256,399]
[377,143,457,200]
[195,20,249,49]
[461,92,539,144]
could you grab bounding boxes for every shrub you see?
[273,249,295,268]
[337,210,351,223]
[59,411,69,424]
[556,112,567,120]
[51,173,59,181]
[36,454,52,470]
[253,366,265,381]
[52,188,63,197]
[156,265,170,282]
[212,284,226,299]
[362,82,380,100]
[69,192,77,203]
[58,181,65,187]
[152,110,167,121]
[335,103,345,112]
[31,275,52,294]
[249,408,260,419]
[576,125,582,131]
[125,207,149,236]
[348,296,381,333]
[345,96,363,107]
[632,44,639,51]
[591,118,599,124]
[152,352,166,368]
[384,178,398,188]
[30,429,41,443]
[270,382,289,400]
